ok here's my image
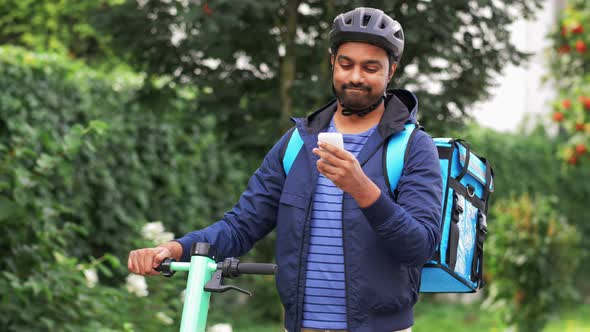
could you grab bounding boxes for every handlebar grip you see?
[154,258,176,277]
[237,263,278,275]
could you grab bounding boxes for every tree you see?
[0,0,122,61]
[93,0,542,157]
[549,0,590,166]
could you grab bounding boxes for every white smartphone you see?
[318,132,344,150]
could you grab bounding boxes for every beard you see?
[334,81,386,111]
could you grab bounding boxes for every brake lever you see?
[204,269,252,296]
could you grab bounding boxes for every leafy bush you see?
[0,216,191,331]
[0,45,251,261]
[485,194,582,332]
[0,46,281,330]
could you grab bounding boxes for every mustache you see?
[341,83,371,91]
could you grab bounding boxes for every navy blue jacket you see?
[176,89,442,332]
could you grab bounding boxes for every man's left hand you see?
[313,142,381,208]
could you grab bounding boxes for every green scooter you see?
[155,242,277,332]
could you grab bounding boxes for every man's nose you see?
[349,66,364,85]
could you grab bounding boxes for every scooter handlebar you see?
[236,262,278,275]
[218,258,277,278]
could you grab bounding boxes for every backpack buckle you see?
[466,184,476,198]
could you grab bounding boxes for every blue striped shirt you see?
[302,119,375,330]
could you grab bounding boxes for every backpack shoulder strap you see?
[385,123,418,195]
[282,127,304,175]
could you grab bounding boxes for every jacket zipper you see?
[294,195,314,332]
[341,196,352,331]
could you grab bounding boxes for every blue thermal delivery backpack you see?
[282,123,494,293]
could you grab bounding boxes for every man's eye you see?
[365,67,379,73]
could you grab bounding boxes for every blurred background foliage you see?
[0,0,588,331]
[548,0,590,165]
[485,194,581,332]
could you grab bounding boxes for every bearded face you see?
[331,42,394,111]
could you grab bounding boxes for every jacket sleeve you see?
[174,131,291,262]
[360,130,442,267]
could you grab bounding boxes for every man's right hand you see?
[128,242,182,276]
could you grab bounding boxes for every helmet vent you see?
[329,7,404,62]
[362,15,371,27]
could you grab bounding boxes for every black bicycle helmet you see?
[329,7,404,63]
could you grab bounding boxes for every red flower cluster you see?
[552,111,565,122]
[576,40,587,53]
[552,97,590,123]
[572,23,584,34]
[568,144,587,165]
[579,96,590,110]
[558,23,588,54]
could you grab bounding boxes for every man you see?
[128,7,442,332]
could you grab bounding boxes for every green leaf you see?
[36,153,57,171]
[0,196,23,221]
[88,120,109,135]
[63,125,84,155]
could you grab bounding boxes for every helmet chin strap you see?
[331,83,386,117]
[340,95,384,117]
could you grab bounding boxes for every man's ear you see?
[388,62,398,81]
[330,54,335,69]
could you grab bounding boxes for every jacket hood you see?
[293,89,419,138]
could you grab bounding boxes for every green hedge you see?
[0,46,251,260]
[0,46,274,330]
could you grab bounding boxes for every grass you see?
[544,304,590,332]
[414,300,590,332]
[414,300,503,331]
[219,302,590,332]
